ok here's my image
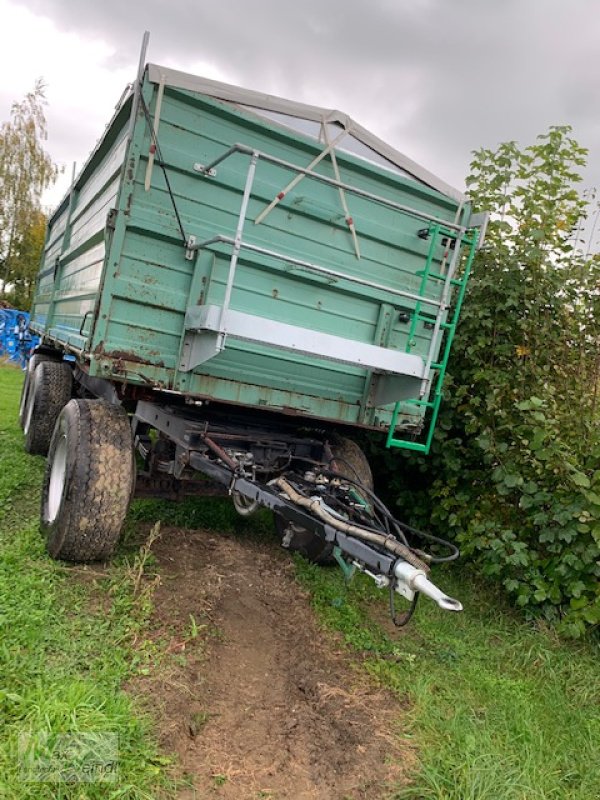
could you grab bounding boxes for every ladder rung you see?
[415,269,462,286]
[405,399,434,408]
[386,439,428,453]
[414,314,454,331]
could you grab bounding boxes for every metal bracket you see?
[185,235,197,261]
[184,304,425,380]
[333,546,356,581]
[193,163,217,177]
[107,208,118,230]
[468,211,489,249]
[179,329,222,371]
[78,310,94,338]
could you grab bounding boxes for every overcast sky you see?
[2,0,599,217]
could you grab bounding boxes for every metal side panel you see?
[30,99,132,349]
[62,69,475,436]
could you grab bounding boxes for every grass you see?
[2,360,600,799]
[123,440,600,799]
[0,364,174,799]
[293,560,600,799]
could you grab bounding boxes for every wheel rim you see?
[47,434,67,523]
[23,384,35,435]
[19,376,29,420]
[232,491,259,516]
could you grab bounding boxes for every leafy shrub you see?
[377,127,600,636]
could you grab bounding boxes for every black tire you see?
[328,435,374,491]
[19,353,55,429]
[275,436,374,565]
[23,360,73,455]
[41,399,134,562]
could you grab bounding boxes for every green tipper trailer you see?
[23,38,487,620]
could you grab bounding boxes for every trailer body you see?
[23,58,481,616]
[30,64,482,452]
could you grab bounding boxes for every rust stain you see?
[280,405,301,416]
[92,341,165,369]
[110,350,166,368]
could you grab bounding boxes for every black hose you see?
[390,586,420,627]
[300,465,459,563]
[394,524,460,563]
[321,466,411,546]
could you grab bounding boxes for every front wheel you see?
[41,399,134,562]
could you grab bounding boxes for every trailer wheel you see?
[41,399,134,562]
[19,353,55,429]
[275,436,373,565]
[328,435,374,492]
[23,360,73,455]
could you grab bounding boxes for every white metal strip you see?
[147,62,466,203]
[254,129,348,225]
[186,304,425,378]
[322,123,360,260]
[145,73,165,191]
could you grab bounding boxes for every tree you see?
[0,80,59,307]
[4,208,48,308]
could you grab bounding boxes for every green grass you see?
[3,360,600,799]
[0,364,174,799]
[294,559,600,800]
[126,436,600,799]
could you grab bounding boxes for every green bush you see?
[378,127,600,636]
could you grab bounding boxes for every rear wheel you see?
[275,436,373,565]
[41,399,134,562]
[23,360,73,455]
[19,353,56,429]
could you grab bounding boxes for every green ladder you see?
[386,223,479,454]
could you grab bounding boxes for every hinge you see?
[107,208,118,230]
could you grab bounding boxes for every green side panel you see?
[31,99,132,351]
[87,76,467,429]
[32,70,476,440]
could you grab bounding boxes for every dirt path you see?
[132,526,412,799]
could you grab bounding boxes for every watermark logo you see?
[18,731,118,783]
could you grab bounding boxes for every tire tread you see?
[43,400,133,562]
[24,360,72,454]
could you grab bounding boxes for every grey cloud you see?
[18,0,600,192]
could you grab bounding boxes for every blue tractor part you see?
[0,308,40,369]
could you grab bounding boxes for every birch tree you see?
[0,80,59,305]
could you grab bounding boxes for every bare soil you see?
[131,525,413,799]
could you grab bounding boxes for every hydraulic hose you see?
[274,477,429,572]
